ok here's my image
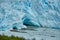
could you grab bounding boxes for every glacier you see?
[0,0,60,31]
[31,0,60,28]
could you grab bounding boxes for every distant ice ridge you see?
[0,0,60,31]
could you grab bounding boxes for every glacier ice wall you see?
[31,0,60,28]
[0,0,60,31]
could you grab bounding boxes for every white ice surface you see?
[0,28,60,40]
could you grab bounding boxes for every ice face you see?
[31,0,60,28]
[0,0,60,31]
[0,0,27,31]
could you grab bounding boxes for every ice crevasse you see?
[0,0,60,31]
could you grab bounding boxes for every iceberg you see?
[0,0,60,31]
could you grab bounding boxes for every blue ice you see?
[0,0,60,31]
